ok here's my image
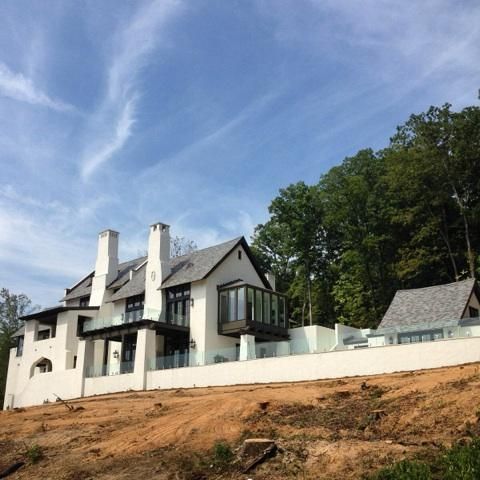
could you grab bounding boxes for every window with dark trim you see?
[16,335,24,357]
[79,296,90,307]
[469,306,479,318]
[166,284,190,327]
[37,329,51,340]
[125,294,144,322]
[219,284,287,328]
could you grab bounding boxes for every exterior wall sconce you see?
[190,298,194,308]
[113,350,119,359]
[189,338,196,349]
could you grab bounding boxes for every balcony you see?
[218,283,289,341]
[82,309,144,334]
[143,308,190,334]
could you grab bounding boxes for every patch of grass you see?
[442,437,480,479]
[25,443,44,464]
[212,440,234,465]
[369,459,431,479]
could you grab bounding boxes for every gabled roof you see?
[61,257,146,302]
[64,236,271,304]
[63,272,94,301]
[109,263,147,302]
[161,237,243,288]
[378,279,478,332]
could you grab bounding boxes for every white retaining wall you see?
[10,336,480,406]
[145,336,480,391]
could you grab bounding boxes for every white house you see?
[4,223,298,408]
[5,223,480,409]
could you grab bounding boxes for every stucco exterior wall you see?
[8,335,480,408]
[289,325,336,353]
[84,373,137,397]
[146,336,480,391]
[196,244,268,360]
[3,309,94,409]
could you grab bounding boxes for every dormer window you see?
[79,296,90,307]
[125,294,144,322]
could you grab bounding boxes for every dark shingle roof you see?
[63,236,270,304]
[63,273,94,301]
[105,237,252,302]
[109,264,147,302]
[62,257,146,302]
[108,256,147,289]
[161,237,242,288]
[378,279,477,332]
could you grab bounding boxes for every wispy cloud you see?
[0,61,73,111]
[80,97,137,179]
[80,0,183,181]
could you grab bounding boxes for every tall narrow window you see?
[255,290,263,323]
[271,295,278,326]
[166,285,190,326]
[279,297,286,328]
[247,288,254,321]
[220,291,228,323]
[263,292,271,324]
[237,287,245,321]
[228,289,236,322]
[16,335,24,357]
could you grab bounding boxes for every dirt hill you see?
[2,363,480,479]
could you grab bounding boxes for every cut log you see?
[0,462,25,478]
[242,444,277,473]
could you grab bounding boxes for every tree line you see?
[251,104,480,329]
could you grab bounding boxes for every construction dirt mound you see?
[2,363,480,479]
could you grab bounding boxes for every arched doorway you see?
[30,357,52,378]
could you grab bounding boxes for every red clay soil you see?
[1,363,480,479]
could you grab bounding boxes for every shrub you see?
[212,440,234,465]
[25,444,44,464]
[370,459,431,480]
[442,438,480,479]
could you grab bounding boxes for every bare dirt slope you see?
[2,363,480,479]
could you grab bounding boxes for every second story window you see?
[166,284,190,327]
[37,329,51,340]
[79,296,90,307]
[125,294,144,322]
[16,335,24,357]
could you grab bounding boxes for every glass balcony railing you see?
[143,308,189,328]
[82,310,144,333]
[85,361,135,378]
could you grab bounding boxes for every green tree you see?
[320,149,396,328]
[252,182,328,326]
[0,289,33,405]
[390,104,480,280]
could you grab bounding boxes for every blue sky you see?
[0,0,479,307]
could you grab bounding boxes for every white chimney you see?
[145,222,171,312]
[90,229,119,306]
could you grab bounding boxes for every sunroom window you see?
[218,284,287,328]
